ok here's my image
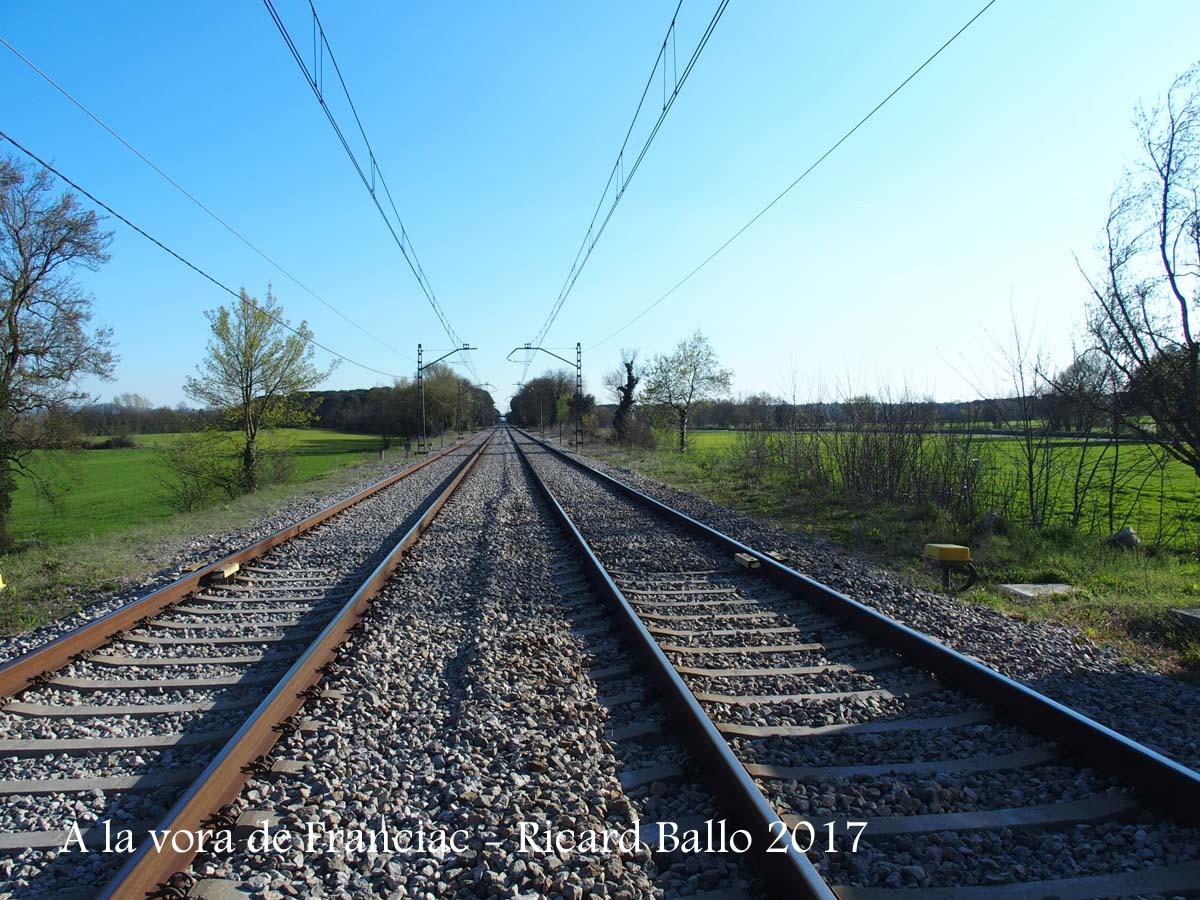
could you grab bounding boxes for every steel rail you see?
[510,430,836,899]
[98,429,496,899]
[513,427,1200,825]
[0,434,479,699]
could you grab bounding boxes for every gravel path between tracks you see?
[552,441,1200,773]
[187,434,750,898]
[0,443,477,668]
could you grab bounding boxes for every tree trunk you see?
[0,452,15,553]
[678,410,688,452]
[242,435,257,493]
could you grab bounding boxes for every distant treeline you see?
[62,371,500,445]
[70,396,218,439]
[301,367,499,439]
[592,392,1118,436]
[507,372,596,431]
[64,390,1114,442]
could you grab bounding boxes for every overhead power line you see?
[519,0,730,380]
[588,0,998,353]
[260,0,479,382]
[0,131,406,380]
[0,34,413,364]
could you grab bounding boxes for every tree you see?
[113,392,152,410]
[642,330,732,451]
[0,156,116,549]
[1080,62,1200,477]
[184,287,336,492]
[603,350,639,443]
[508,371,572,430]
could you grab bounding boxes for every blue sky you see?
[3,1,1197,410]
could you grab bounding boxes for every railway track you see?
[3,423,1197,898]
[172,427,756,899]
[0,431,492,898]
[511,427,1200,899]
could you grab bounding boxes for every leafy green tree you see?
[0,156,115,549]
[185,287,336,492]
[642,330,732,452]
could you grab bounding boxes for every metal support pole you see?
[417,343,425,455]
[506,343,583,448]
[416,343,476,451]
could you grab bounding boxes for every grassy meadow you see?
[10,429,388,546]
[588,428,1200,673]
[630,430,1198,545]
[0,429,399,634]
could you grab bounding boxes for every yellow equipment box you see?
[922,543,972,563]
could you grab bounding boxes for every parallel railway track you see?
[0,431,492,898]
[511,427,1200,899]
[2,423,1197,898]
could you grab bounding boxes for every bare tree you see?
[1080,62,1200,477]
[184,287,336,493]
[1046,352,1119,528]
[0,156,116,549]
[603,349,639,443]
[113,392,152,410]
[642,330,732,451]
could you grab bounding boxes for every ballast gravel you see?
[186,432,754,898]
[554,439,1200,773]
[521,434,1200,892]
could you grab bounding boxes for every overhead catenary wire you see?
[519,0,730,381]
[0,131,406,380]
[260,0,481,383]
[587,0,998,353]
[0,35,413,364]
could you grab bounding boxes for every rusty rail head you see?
[0,434,480,700]
[97,430,494,899]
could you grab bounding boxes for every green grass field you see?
[645,429,1199,545]
[0,428,425,635]
[590,428,1200,673]
[10,429,387,546]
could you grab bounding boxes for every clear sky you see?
[3,1,1198,410]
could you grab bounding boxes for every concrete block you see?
[998,583,1073,600]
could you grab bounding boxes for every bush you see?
[155,432,243,511]
[157,427,305,512]
[80,434,139,450]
